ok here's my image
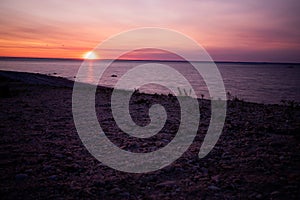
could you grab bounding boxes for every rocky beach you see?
[0,70,299,199]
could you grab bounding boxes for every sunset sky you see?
[0,0,299,62]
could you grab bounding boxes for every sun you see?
[83,51,98,60]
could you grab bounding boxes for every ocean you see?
[0,58,299,104]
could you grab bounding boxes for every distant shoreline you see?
[0,56,300,65]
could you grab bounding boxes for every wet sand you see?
[0,70,299,199]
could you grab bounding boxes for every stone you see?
[15,173,28,181]
[48,175,58,181]
[208,185,220,190]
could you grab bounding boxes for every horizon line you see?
[0,56,299,65]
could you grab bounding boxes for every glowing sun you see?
[83,51,98,60]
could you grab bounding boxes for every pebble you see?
[271,191,280,196]
[54,153,65,158]
[43,165,54,171]
[211,175,220,182]
[201,167,208,176]
[120,192,130,198]
[110,187,121,193]
[48,175,58,181]
[156,180,177,187]
[279,156,284,160]
[15,173,28,181]
[208,185,220,190]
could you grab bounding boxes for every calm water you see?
[0,58,299,104]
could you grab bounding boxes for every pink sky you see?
[0,0,299,62]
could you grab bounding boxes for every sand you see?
[0,70,299,199]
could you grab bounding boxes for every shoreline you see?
[0,70,299,199]
[0,70,297,106]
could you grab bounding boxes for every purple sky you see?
[0,0,299,62]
